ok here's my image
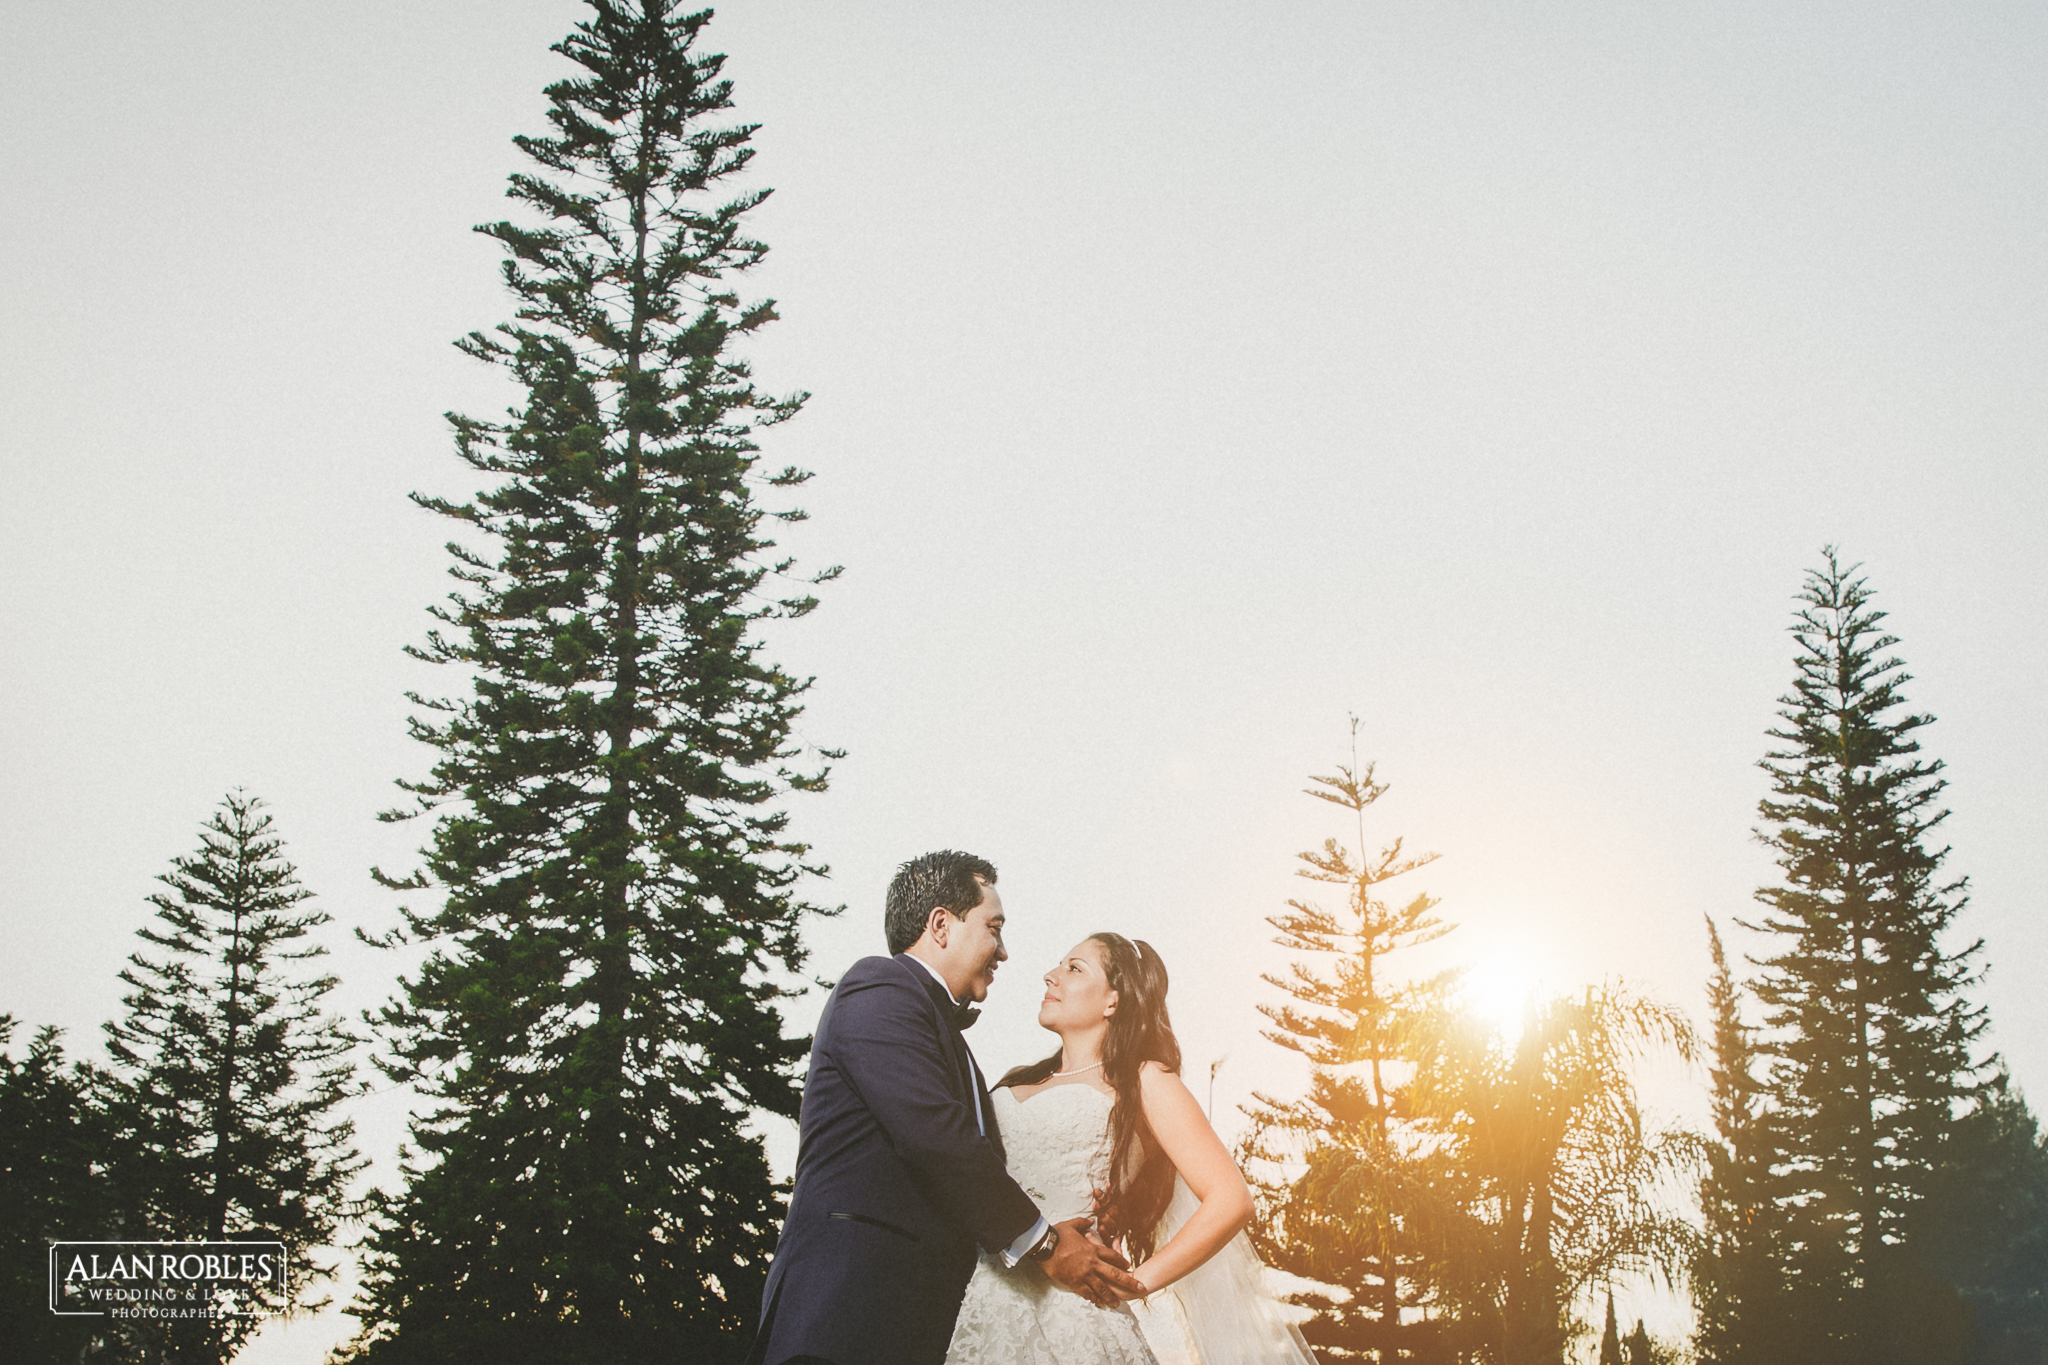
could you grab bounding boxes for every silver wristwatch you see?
[1023,1223,1060,1263]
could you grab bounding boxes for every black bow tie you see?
[952,998,981,1030]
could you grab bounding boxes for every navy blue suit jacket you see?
[749,954,1042,1365]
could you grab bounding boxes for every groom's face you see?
[941,880,1009,1004]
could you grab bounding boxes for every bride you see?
[946,933,1315,1365]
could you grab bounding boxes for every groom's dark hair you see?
[885,851,998,955]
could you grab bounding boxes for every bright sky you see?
[4,2,2044,1359]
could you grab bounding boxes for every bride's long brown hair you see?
[997,933,1182,1260]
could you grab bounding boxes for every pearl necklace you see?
[1051,1060,1104,1078]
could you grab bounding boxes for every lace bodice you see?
[945,1082,1158,1365]
[993,1084,1116,1225]
[948,1077,1314,1365]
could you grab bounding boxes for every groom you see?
[747,851,1143,1365]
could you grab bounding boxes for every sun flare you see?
[1461,952,1542,1035]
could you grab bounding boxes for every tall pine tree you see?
[1693,917,1776,1364]
[344,5,833,1361]
[1918,1076,2048,1363]
[0,1020,130,1364]
[1740,549,1989,1365]
[103,791,361,1363]
[1244,728,1455,1364]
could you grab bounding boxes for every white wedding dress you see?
[946,1083,1317,1365]
[948,1084,1158,1365]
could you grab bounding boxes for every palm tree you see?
[1408,984,1705,1365]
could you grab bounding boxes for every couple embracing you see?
[749,851,1314,1365]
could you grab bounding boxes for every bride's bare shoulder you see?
[1138,1059,1190,1087]
[1136,1061,1199,1110]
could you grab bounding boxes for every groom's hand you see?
[1041,1216,1147,1308]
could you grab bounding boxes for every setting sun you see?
[1460,951,1542,1035]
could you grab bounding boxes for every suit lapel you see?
[977,1049,1008,1163]
[897,954,1001,1158]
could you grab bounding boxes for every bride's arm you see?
[1123,1060,1254,1295]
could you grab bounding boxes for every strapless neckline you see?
[1001,1082,1113,1109]
[948,1072,1159,1363]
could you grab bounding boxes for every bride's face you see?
[1038,938,1118,1035]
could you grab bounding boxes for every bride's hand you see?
[1086,1187,1121,1245]
[1085,1226,1149,1298]
[1082,1197,1150,1301]
[1040,1216,1147,1308]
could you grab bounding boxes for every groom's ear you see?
[925,905,953,948]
